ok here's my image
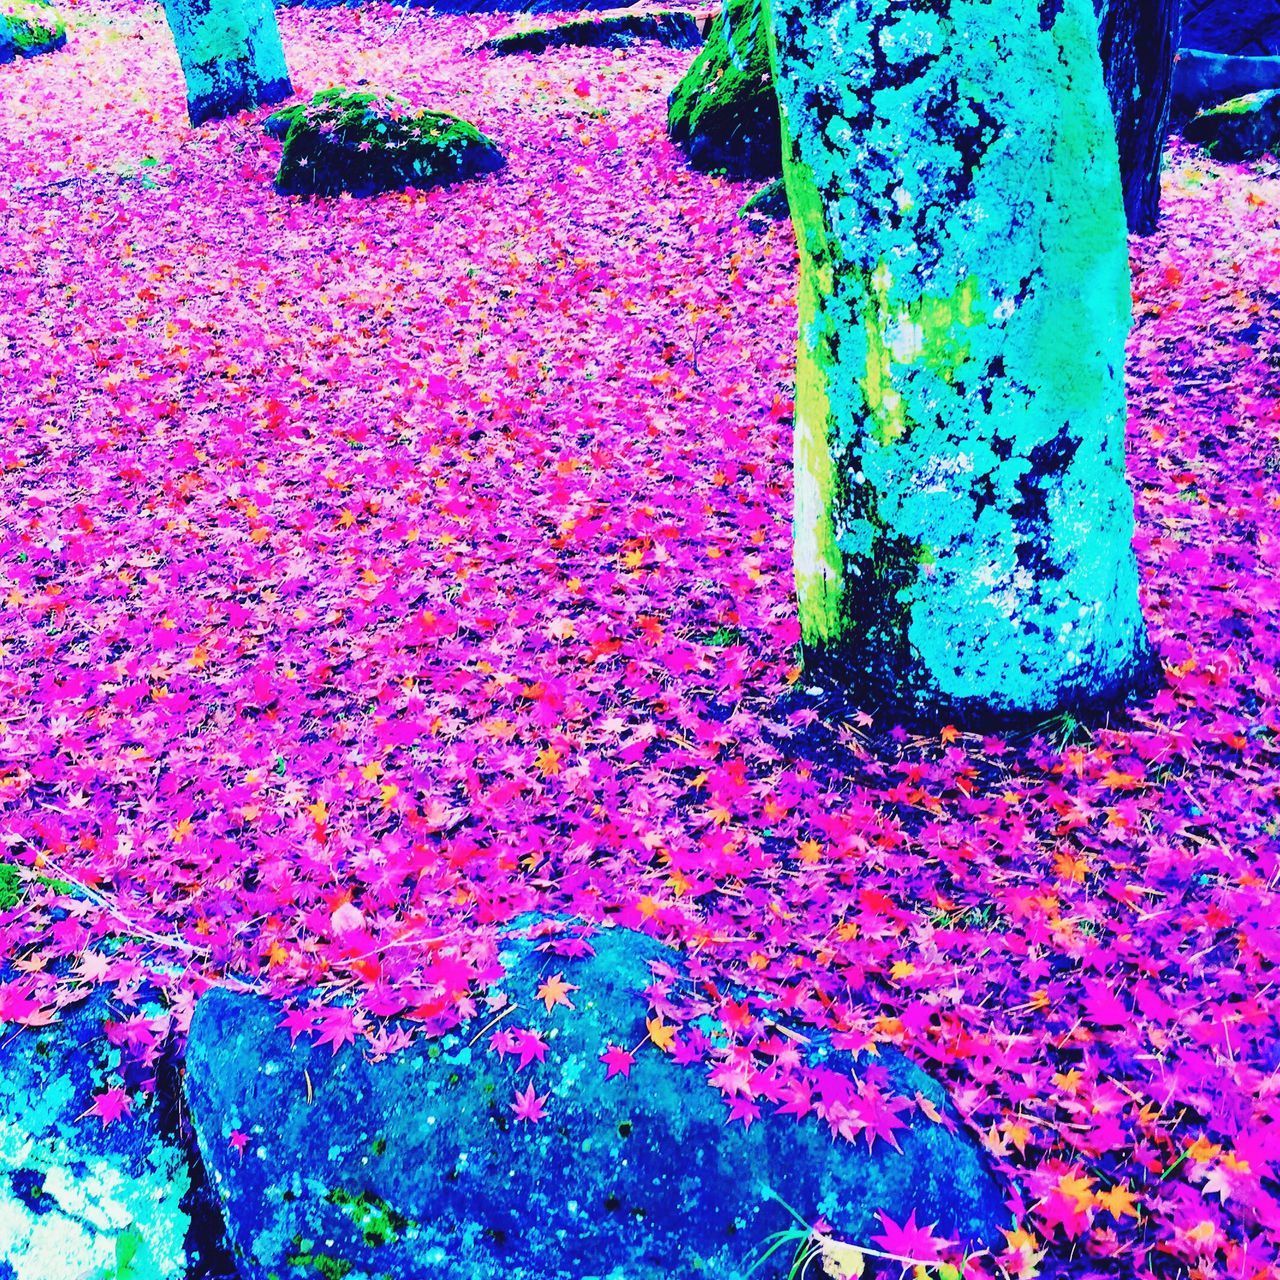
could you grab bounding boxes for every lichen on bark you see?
[766,0,1153,720]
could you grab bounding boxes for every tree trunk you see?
[163,0,292,126]
[1096,0,1180,235]
[766,0,1153,721]
[673,0,1175,235]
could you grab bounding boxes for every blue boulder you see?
[185,919,1008,1280]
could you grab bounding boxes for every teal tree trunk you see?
[162,0,292,125]
[764,0,1153,720]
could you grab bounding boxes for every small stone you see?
[272,88,505,198]
[738,176,788,231]
[1184,88,1280,161]
[185,916,1008,1280]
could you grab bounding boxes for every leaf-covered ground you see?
[1,4,1279,1277]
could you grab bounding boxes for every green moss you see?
[1200,89,1278,117]
[0,864,21,912]
[286,1254,353,1280]
[5,8,66,55]
[667,0,779,178]
[0,862,82,910]
[325,1188,409,1248]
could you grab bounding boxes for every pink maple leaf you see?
[312,1006,362,1054]
[870,1210,955,1262]
[86,1087,132,1127]
[724,1095,761,1129]
[511,1027,548,1069]
[599,1044,635,1080]
[510,1082,548,1123]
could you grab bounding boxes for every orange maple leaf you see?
[536,972,577,1013]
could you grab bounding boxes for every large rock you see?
[273,89,505,198]
[481,12,701,55]
[1183,87,1280,159]
[1173,49,1280,116]
[0,17,13,63]
[185,918,1007,1280]
[1181,0,1280,57]
[667,0,779,179]
[0,995,190,1280]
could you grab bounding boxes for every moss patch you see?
[3,6,66,58]
[325,1188,409,1248]
[272,87,504,198]
[667,0,779,179]
[0,864,21,912]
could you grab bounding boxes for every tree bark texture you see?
[766,0,1153,720]
[162,0,292,126]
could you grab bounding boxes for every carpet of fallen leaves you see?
[1,3,1279,1277]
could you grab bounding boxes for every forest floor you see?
[1,3,1279,1277]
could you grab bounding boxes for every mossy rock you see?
[738,175,787,230]
[3,7,66,58]
[0,16,13,61]
[0,993,191,1280]
[667,0,779,179]
[1184,87,1280,160]
[481,11,700,55]
[273,88,505,198]
[185,915,1008,1280]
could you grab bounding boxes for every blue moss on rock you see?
[184,917,1008,1280]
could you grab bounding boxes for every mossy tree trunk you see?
[162,0,292,125]
[1096,0,1180,234]
[764,0,1152,721]
[676,0,1174,235]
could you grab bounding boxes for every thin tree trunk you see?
[1097,0,1180,234]
[765,0,1153,721]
